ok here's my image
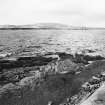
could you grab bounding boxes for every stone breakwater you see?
[0,51,105,105]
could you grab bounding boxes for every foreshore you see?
[0,51,105,105]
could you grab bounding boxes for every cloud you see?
[0,0,105,27]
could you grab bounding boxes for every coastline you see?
[0,51,105,105]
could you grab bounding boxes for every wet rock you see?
[74,53,88,64]
[0,53,12,58]
[0,56,56,70]
[57,59,78,73]
[73,53,105,65]
[0,52,105,105]
[44,54,60,60]
[56,52,74,60]
[83,54,105,61]
[84,49,95,53]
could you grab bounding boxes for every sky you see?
[0,0,105,27]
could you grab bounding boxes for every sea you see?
[0,29,105,57]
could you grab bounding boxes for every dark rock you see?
[86,49,95,53]
[0,56,56,70]
[83,55,105,61]
[73,53,88,64]
[0,72,76,105]
[0,59,105,105]
[56,52,74,60]
[73,53,105,64]
[89,78,100,85]
[0,53,105,105]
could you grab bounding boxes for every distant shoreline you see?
[0,23,105,30]
[0,28,105,30]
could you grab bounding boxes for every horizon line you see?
[0,22,105,29]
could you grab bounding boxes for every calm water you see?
[0,29,105,57]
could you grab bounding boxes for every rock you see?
[0,71,77,105]
[92,76,100,80]
[56,52,74,60]
[0,69,26,84]
[84,54,105,61]
[74,53,88,64]
[73,52,105,65]
[19,71,42,86]
[80,83,105,105]
[0,53,105,105]
[0,56,56,70]
[101,72,105,76]
[0,83,18,97]
[48,101,53,105]
[0,53,12,58]
[44,54,60,60]
[88,78,100,85]
[57,59,78,73]
[19,76,36,86]
[82,82,90,89]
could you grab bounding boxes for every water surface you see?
[0,29,105,57]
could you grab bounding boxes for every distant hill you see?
[0,23,105,30]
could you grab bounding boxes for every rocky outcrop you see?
[0,52,105,105]
[0,56,57,70]
[80,83,105,105]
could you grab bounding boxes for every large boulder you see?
[57,59,78,73]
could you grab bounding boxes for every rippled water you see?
[0,29,105,57]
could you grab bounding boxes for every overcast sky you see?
[0,0,105,27]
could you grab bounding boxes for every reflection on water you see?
[0,29,105,57]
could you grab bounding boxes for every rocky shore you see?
[0,50,105,105]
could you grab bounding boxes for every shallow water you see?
[0,29,105,57]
